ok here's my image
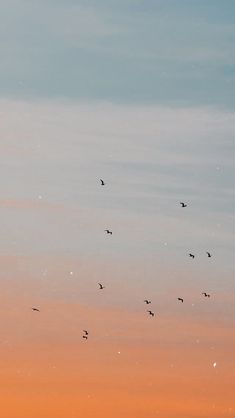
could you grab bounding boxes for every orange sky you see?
[0,255,234,418]
[0,100,234,417]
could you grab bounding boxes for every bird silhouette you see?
[189,253,195,259]
[100,179,105,186]
[206,252,212,258]
[178,298,184,303]
[180,202,187,208]
[83,330,89,335]
[144,300,151,304]
[147,310,154,317]
[104,229,112,235]
[82,335,88,340]
[98,283,105,290]
[202,292,210,298]
[32,307,40,312]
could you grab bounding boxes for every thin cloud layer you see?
[0,3,234,417]
[0,99,234,267]
[0,1,234,106]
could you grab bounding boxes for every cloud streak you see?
[0,1,234,105]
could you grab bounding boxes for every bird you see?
[144,300,151,304]
[82,335,88,340]
[189,253,195,259]
[180,202,187,208]
[32,307,40,312]
[147,310,154,317]
[98,283,105,290]
[83,330,89,335]
[206,252,212,258]
[100,179,105,186]
[104,229,112,235]
[202,292,210,298]
[178,298,184,303]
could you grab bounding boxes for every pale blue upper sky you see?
[0,2,234,313]
[1,0,235,107]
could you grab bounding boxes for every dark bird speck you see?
[144,300,151,304]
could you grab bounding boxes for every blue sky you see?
[1,0,235,107]
[0,1,234,288]
[0,1,234,272]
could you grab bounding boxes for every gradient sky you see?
[0,1,235,418]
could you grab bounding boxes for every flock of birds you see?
[31,178,212,340]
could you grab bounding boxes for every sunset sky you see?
[0,1,235,417]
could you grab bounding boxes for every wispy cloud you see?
[0,1,234,105]
[0,99,234,264]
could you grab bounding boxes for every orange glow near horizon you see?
[0,99,234,417]
[0,256,234,418]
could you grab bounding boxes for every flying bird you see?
[32,307,40,312]
[180,202,187,208]
[147,310,154,317]
[82,335,88,340]
[202,292,210,298]
[206,252,212,258]
[104,229,112,235]
[98,283,105,290]
[83,330,89,335]
[189,253,195,259]
[178,298,184,303]
[144,300,151,304]
[100,179,105,186]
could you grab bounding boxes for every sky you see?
[0,1,235,418]
[0,0,235,107]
